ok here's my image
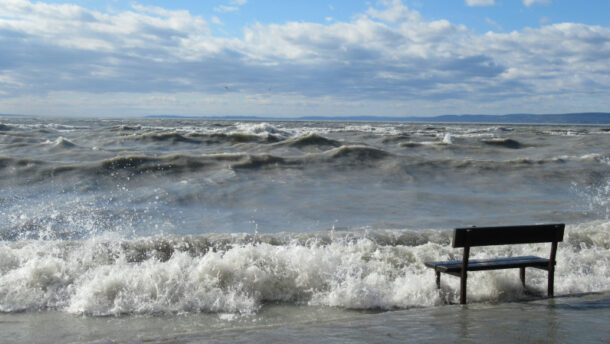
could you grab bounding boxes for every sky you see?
[0,0,609,118]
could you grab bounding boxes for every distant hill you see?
[402,113,610,124]
[4,112,608,124]
[145,112,610,124]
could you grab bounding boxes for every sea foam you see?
[1,222,608,316]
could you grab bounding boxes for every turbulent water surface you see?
[0,117,609,342]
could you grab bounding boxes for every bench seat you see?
[425,256,551,276]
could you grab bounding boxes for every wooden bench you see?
[424,224,565,304]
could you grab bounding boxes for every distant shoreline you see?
[143,112,610,124]
[2,112,609,124]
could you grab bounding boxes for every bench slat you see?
[424,255,550,273]
[453,224,564,247]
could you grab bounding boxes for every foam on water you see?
[1,222,608,316]
[234,122,295,139]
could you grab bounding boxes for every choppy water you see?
[1,117,609,342]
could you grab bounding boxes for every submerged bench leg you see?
[435,270,441,289]
[520,267,526,287]
[460,272,467,304]
[460,246,470,305]
[548,269,554,297]
[548,241,558,297]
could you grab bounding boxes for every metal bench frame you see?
[424,224,565,304]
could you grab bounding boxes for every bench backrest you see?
[453,224,565,248]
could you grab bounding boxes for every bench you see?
[424,224,565,304]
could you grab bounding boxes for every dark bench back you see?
[453,224,565,248]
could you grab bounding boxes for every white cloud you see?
[214,5,239,13]
[485,17,502,31]
[366,0,420,23]
[215,0,247,13]
[523,0,551,7]
[466,0,495,7]
[0,0,608,117]
[0,1,210,56]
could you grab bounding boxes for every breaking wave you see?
[0,222,608,316]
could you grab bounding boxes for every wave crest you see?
[325,146,392,162]
[1,222,607,315]
[482,138,522,149]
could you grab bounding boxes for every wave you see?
[110,125,141,131]
[0,157,45,172]
[0,221,608,315]
[0,123,15,131]
[0,145,395,179]
[541,129,590,136]
[95,153,297,174]
[97,154,242,174]
[397,137,523,149]
[45,137,77,150]
[231,154,288,170]
[1,151,607,184]
[186,132,281,144]
[130,132,202,144]
[125,131,283,145]
[274,133,342,149]
[381,134,411,144]
[398,141,442,148]
[235,122,294,139]
[323,145,392,162]
[416,153,609,170]
[482,138,522,149]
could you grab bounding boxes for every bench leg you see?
[460,247,470,304]
[548,240,557,297]
[548,269,554,297]
[460,273,467,304]
[435,270,441,289]
[520,267,526,287]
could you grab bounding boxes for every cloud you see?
[485,17,503,31]
[366,0,420,23]
[523,0,551,7]
[465,0,495,7]
[0,0,609,117]
[214,5,239,13]
[214,0,247,13]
